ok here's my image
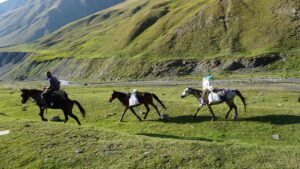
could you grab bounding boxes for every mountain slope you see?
[0,0,26,15]
[0,0,124,47]
[0,0,299,81]
[29,0,299,60]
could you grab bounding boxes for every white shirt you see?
[202,75,214,91]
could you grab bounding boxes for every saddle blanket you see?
[208,92,222,104]
[129,93,139,106]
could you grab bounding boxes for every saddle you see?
[127,92,141,100]
[209,88,227,103]
[52,90,68,101]
[47,90,68,108]
[212,88,236,100]
[212,88,225,96]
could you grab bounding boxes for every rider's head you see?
[46,71,52,78]
[203,69,211,77]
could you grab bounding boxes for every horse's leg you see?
[63,110,69,123]
[225,102,234,119]
[129,108,142,121]
[66,102,81,125]
[207,105,216,121]
[150,103,161,118]
[39,108,47,121]
[67,109,81,125]
[143,104,151,120]
[62,102,71,123]
[233,103,238,120]
[193,105,204,120]
[120,107,128,122]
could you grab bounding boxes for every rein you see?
[190,88,202,99]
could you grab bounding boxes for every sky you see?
[0,0,7,4]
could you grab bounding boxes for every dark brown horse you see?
[109,91,166,122]
[181,87,246,121]
[20,89,86,125]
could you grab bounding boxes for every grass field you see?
[0,81,300,168]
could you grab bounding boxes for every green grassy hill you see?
[28,0,299,60]
[0,0,299,80]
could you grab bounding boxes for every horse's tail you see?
[152,94,167,109]
[235,90,246,112]
[73,100,86,117]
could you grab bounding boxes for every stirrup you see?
[41,106,48,109]
[200,98,208,105]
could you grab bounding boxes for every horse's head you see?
[109,90,118,103]
[20,89,30,104]
[181,87,192,98]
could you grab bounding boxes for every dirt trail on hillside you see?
[83,78,300,91]
[1,78,299,91]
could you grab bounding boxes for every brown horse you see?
[20,89,86,125]
[109,91,166,122]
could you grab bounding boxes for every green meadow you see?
[0,81,299,168]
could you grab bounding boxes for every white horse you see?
[181,87,246,120]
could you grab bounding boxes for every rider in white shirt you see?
[201,70,214,105]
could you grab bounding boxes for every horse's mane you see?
[113,90,147,95]
[189,87,202,93]
[113,91,127,95]
[23,89,43,94]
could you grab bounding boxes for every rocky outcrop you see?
[0,52,292,81]
[150,53,284,77]
[222,53,282,71]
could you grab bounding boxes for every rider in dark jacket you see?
[41,71,60,107]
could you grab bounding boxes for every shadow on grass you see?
[149,115,214,124]
[240,115,300,125]
[50,119,65,123]
[149,114,300,125]
[0,112,8,116]
[137,133,215,142]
